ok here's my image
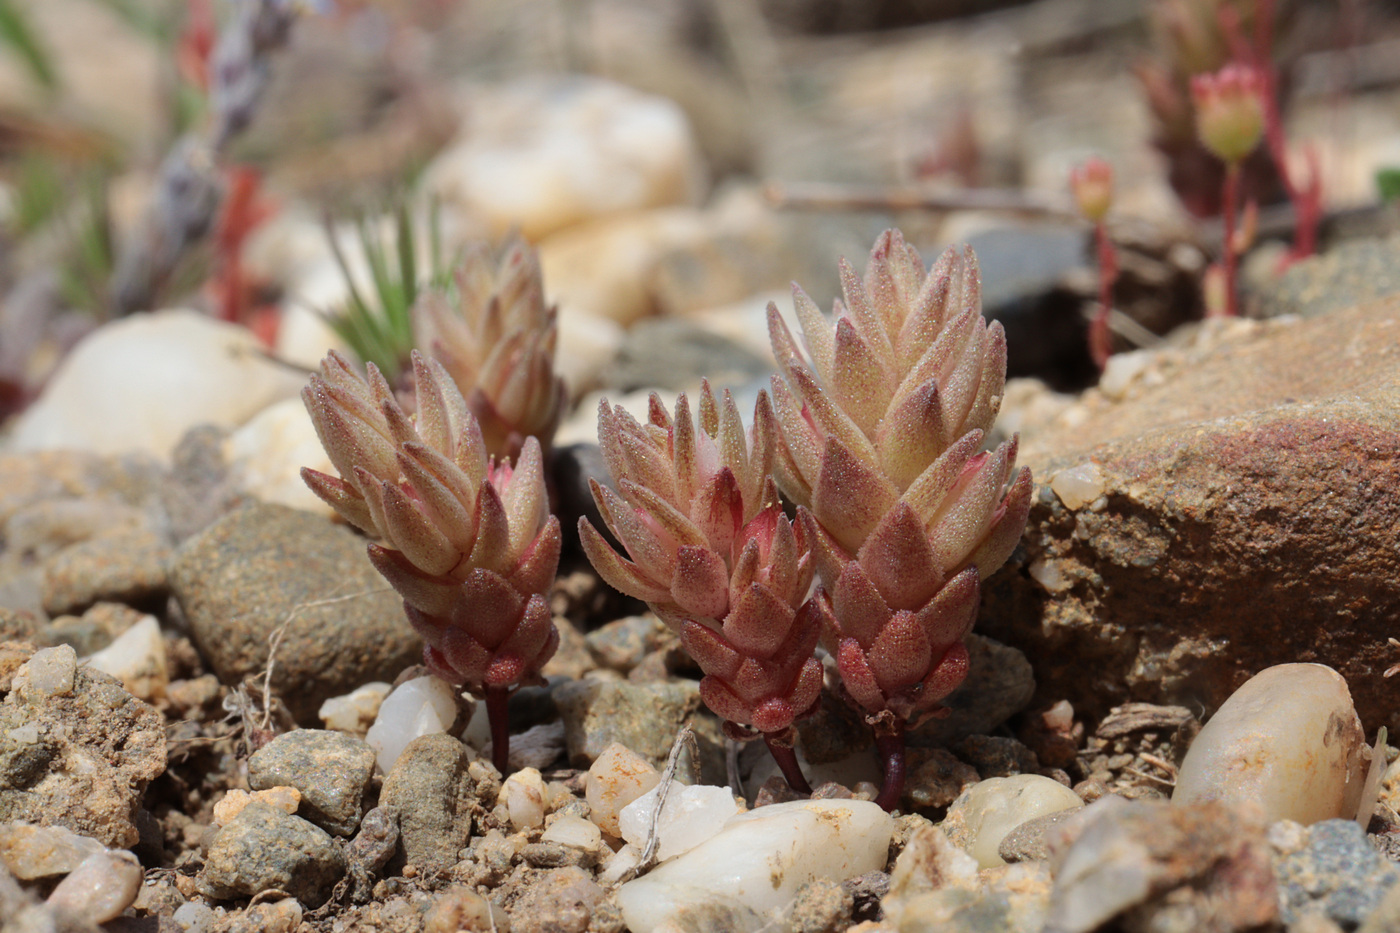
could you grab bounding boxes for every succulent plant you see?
[301,349,561,773]
[413,237,567,461]
[579,385,822,792]
[766,229,1032,808]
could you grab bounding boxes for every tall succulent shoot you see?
[766,230,1032,809]
[301,350,561,774]
[413,238,567,460]
[579,386,822,793]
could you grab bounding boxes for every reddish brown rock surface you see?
[980,296,1400,732]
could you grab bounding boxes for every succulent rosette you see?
[580,385,821,790]
[413,238,567,460]
[767,229,1032,807]
[301,349,561,771]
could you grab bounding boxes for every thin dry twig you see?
[1139,752,1178,776]
[608,725,697,886]
[764,181,1079,220]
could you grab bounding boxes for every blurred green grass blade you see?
[0,0,58,91]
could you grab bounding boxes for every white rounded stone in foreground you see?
[618,782,741,862]
[947,774,1083,868]
[1173,662,1367,824]
[615,798,894,933]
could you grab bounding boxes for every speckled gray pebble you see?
[998,808,1083,864]
[1275,819,1400,929]
[377,734,476,875]
[168,503,422,723]
[247,729,376,836]
[196,802,346,907]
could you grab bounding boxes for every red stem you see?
[1089,221,1118,370]
[485,685,511,775]
[763,735,812,795]
[1222,163,1240,318]
[873,725,906,813]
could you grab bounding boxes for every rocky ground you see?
[2,0,1400,932]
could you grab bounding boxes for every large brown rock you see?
[979,297,1400,732]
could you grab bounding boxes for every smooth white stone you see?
[319,682,392,734]
[1173,663,1368,824]
[542,815,604,855]
[0,822,107,880]
[366,676,460,773]
[424,76,706,241]
[82,615,168,701]
[1049,462,1104,510]
[499,768,547,831]
[947,774,1084,868]
[223,397,337,517]
[45,850,142,924]
[618,783,741,862]
[598,843,643,887]
[173,900,217,933]
[586,743,661,837]
[615,799,894,933]
[8,310,306,457]
[14,645,77,700]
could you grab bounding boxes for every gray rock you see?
[377,734,476,876]
[998,809,1083,864]
[553,678,703,771]
[168,503,422,723]
[197,802,345,907]
[1275,819,1400,930]
[345,806,399,904]
[0,648,165,848]
[1256,234,1400,319]
[507,866,604,933]
[247,729,376,837]
[951,735,1039,778]
[912,635,1035,747]
[904,747,980,811]
[40,526,171,617]
[42,602,147,656]
[585,613,670,674]
[609,318,773,395]
[779,878,854,933]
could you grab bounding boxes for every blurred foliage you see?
[0,0,58,92]
[324,198,454,381]
[1378,168,1400,204]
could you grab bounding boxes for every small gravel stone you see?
[941,775,1083,868]
[951,735,1040,778]
[780,877,854,933]
[44,849,142,925]
[904,747,980,810]
[508,865,604,933]
[346,806,400,903]
[41,526,171,616]
[196,801,346,907]
[997,808,1084,864]
[585,614,670,673]
[425,885,509,932]
[553,678,701,769]
[0,822,107,879]
[248,728,376,836]
[378,734,477,876]
[1275,819,1400,930]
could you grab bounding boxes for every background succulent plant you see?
[766,230,1032,808]
[301,349,561,773]
[579,385,822,791]
[413,237,567,461]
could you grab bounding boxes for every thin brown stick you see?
[765,181,1079,220]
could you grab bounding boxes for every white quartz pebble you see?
[365,676,460,773]
[586,743,660,837]
[173,900,217,933]
[319,682,392,734]
[542,815,604,855]
[1173,663,1367,824]
[45,850,142,924]
[498,769,548,831]
[618,782,741,862]
[14,645,77,700]
[945,774,1084,868]
[83,615,168,701]
[615,799,894,933]
[1049,462,1104,510]
[0,822,107,879]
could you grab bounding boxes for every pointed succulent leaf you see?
[723,583,796,659]
[300,468,375,533]
[913,566,980,648]
[672,545,731,621]
[698,676,752,727]
[691,466,744,560]
[397,446,477,556]
[830,561,892,650]
[925,437,1017,566]
[918,640,971,707]
[501,437,550,557]
[467,481,513,576]
[680,619,742,680]
[352,467,389,540]
[901,430,983,526]
[380,481,459,577]
[963,321,1006,436]
[766,376,819,508]
[798,507,848,596]
[876,380,945,492]
[368,544,458,618]
[828,316,893,436]
[578,518,671,605]
[836,639,887,713]
[589,480,675,585]
[507,514,562,600]
[810,436,899,554]
[858,501,944,611]
[837,256,893,362]
[450,568,525,649]
[866,610,934,695]
[619,480,708,551]
[968,465,1032,577]
[302,380,399,485]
